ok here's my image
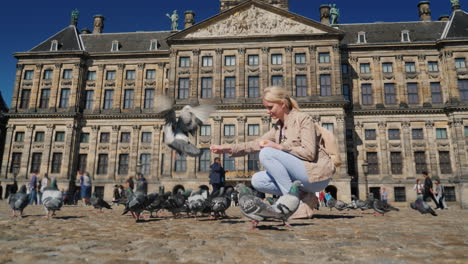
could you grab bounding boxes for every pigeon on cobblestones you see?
[8,185,29,217]
[90,193,112,212]
[410,196,437,216]
[373,199,399,216]
[41,178,63,219]
[145,186,168,218]
[188,188,208,216]
[123,181,149,222]
[272,181,301,221]
[157,96,214,157]
[163,187,191,217]
[209,187,232,219]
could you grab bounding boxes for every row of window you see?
[14,131,66,143]
[363,127,449,141]
[10,152,63,174]
[23,69,74,81]
[365,151,452,175]
[357,30,414,44]
[110,39,159,52]
[370,186,456,202]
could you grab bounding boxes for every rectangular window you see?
[125,70,135,80]
[34,132,44,142]
[201,77,212,98]
[55,131,65,142]
[428,61,438,72]
[178,78,190,99]
[97,154,108,174]
[123,89,134,109]
[388,129,400,140]
[78,154,87,173]
[51,153,62,174]
[140,153,151,176]
[320,74,331,96]
[343,84,350,101]
[361,84,373,105]
[160,153,165,175]
[436,128,448,139]
[179,57,190,68]
[20,89,30,109]
[296,75,307,97]
[15,132,25,142]
[342,64,349,74]
[43,70,53,80]
[295,53,306,64]
[412,128,424,140]
[394,187,406,202]
[405,62,416,73]
[175,153,186,172]
[103,90,114,109]
[407,83,419,104]
[10,153,22,173]
[318,52,330,63]
[224,125,235,136]
[322,123,334,132]
[202,56,213,67]
[384,83,396,105]
[465,126,468,137]
[390,152,403,174]
[248,152,260,171]
[80,133,89,143]
[62,69,72,79]
[223,153,235,171]
[367,152,379,174]
[248,124,260,136]
[458,79,468,101]
[455,58,466,69]
[382,63,393,73]
[120,132,131,143]
[199,149,210,172]
[85,90,94,110]
[225,55,236,66]
[430,82,443,104]
[271,54,282,65]
[118,154,129,175]
[106,70,116,81]
[444,187,456,202]
[439,151,452,174]
[248,55,259,66]
[365,129,376,140]
[146,69,156,80]
[87,71,96,81]
[24,70,34,80]
[59,88,70,108]
[360,63,370,74]
[248,76,259,98]
[100,132,110,143]
[414,151,427,174]
[271,75,283,87]
[141,132,152,143]
[224,77,236,98]
[30,153,42,173]
[144,89,154,109]
[200,125,211,136]
[39,89,50,108]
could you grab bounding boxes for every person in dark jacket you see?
[209,157,225,193]
[422,171,441,209]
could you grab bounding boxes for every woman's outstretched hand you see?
[210,145,232,154]
[259,140,283,150]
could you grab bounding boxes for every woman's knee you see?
[259,147,279,163]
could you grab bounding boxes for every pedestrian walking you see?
[126,176,135,191]
[209,157,225,194]
[381,187,388,204]
[38,173,49,205]
[422,172,440,209]
[434,179,447,210]
[28,171,38,205]
[78,171,92,206]
[413,179,424,199]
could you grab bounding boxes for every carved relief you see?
[86,82,96,87]
[119,145,130,151]
[237,116,247,123]
[285,46,293,53]
[383,73,394,80]
[271,67,283,72]
[138,63,145,69]
[248,67,259,73]
[13,144,24,149]
[199,137,212,144]
[117,64,124,70]
[215,48,223,55]
[213,116,223,123]
[125,82,135,87]
[378,121,386,129]
[178,70,190,75]
[261,116,271,124]
[98,145,109,151]
[389,143,401,148]
[261,47,269,54]
[201,69,213,74]
[33,144,44,149]
[365,143,377,148]
[311,115,321,123]
[354,122,363,129]
[237,48,245,55]
[359,74,373,81]
[112,125,120,131]
[186,6,325,38]
[425,121,434,128]
[295,67,307,72]
[224,69,236,74]
[91,125,100,131]
[27,124,35,130]
[224,137,236,144]
[104,82,115,87]
[54,144,65,149]
[80,145,89,150]
[192,49,200,56]
[61,81,73,86]
[42,81,52,86]
[335,114,344,123]
[402,121,411,129]
[145,81,156,86]
[418,55,425,61]
[309,45,316,52]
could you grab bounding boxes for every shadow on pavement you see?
[312,214,362,219]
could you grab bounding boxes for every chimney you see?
[184,10,195,29]
[438,15,450,21]
[320,5,331,25]
[81,28,91,34]
[93,15,105,34]
[418,1,431,21]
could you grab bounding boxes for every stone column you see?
[129,125,141,176]
[236,116,247,172]
[88,125,100,179]
[30,64,43,111]
[50,63,62,110]
[212,116,223,153]
[94,65,105,111]
[214,49,223,99]
[335,114,347,178]
[168,49,177,97]
[332,44,342,96]
[378,121,389,176]
[395,55,407,104]
[353,122,366,198]
[190,49,200,100]
[348,56,359,103]
[43,124,54,175]
[151,125,162,181]
[20,125,35,178]
[401,121,414,178]
[372,56,383,105]
[237,48,246,99]
[284,46,293,94]
[425,121,438,177]
[134,63,145,109]
[156,62,166,96]
[261,47,269,92]
[108,125,120,180]
[62,123,75,180]
[1,124,15,178]
[10,64,24,111]
[418,55,431,104]
[309,46,317,96]
[114,64,125,110]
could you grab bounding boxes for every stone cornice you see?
[168,34,342,45]
[352,107,447,116]
[14,51,88,59]
[7,112,80,119]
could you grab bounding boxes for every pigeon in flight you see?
[157,96,214,157]
[8,185,29,218]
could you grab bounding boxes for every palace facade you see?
[2,0,468,207]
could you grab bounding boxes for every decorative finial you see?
[71,8,79,26]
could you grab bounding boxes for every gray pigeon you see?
[236,183,285,229]
[41,178,63,218]
[188,188,208,217]
[410,196,437,216]
[122,181,149,222]
[90,193,112,212]
[272,181,302,222]
[209,187,232,219]
[8,185,29,217]
[326,196,337,210]
[373,199,400,216]
[334,200,348,211]
[157,96,214,157]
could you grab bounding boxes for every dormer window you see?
[358,31,367,44]
[111,40,119,52]
[401,30,411,42]
[149,39,158,51]
[50,40,58,51]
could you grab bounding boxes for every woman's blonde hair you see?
[262,86,300,110]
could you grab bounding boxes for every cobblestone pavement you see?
[0,201,467,264]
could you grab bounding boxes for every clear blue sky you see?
[0,0,458,107]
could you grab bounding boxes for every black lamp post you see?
[362,161,369,199]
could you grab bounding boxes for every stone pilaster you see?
[372,56,383,105]
[190,49,200,100]
[134,64,145,109]
[401,121,414,178]
[50,64,62,110]
[157,62,166,96]
[236,116,247,172]
[43,124,54,175]
[20,125,35,178]
[151,125,162,180]
[418,55,431,104]
[62,123,75,180]
[168,49,177,97]
[261,47,269,92]
[1,124,15,178]
[378,121,389,176]
[108,125,120,180]
[395,55,407,104]
[30,64,43,111]
[449,119,467,178]
[237,48,246,99]
[94,64,105,111]
[332,44,342,95]
[349,56,359,103]
[353,122,366,198]
[129,125,141,176]
[114,64,125,110]
[335,114,347,178]
[10,64,24,111]
[308,46,317,96]
[213,116,223,153]
[214,49,223,98]
[425,121,438,177]
[284,46,293,94]
[261,115,271,135]
[88,125,100,179]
